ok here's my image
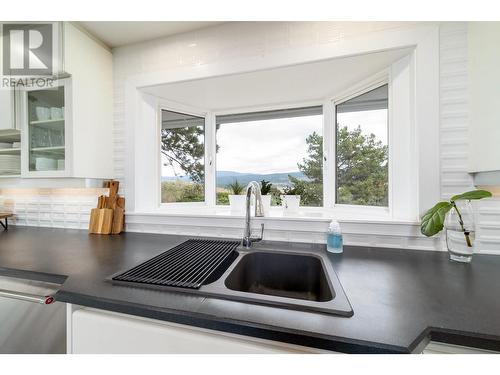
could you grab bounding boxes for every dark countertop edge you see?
[428,328,500,352]
[56,290,407,354]
[0,266,67,285]
[407,326,500,353]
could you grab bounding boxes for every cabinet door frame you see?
[21,78,73,178]
[0,88,15,131]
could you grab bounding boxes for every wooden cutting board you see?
[89,208,113,234]
[111,206,124,234]
[88,180,125,235]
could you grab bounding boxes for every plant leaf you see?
[421,201,453,237]
[451,189,492,202]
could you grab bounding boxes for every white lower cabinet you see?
[68,305,325,354]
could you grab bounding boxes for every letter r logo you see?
[2,23,53,76]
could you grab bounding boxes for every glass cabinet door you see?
[27,86,65,172]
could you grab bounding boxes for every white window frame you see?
[157,100,209,209]
[328,71,391,217]
[155,71,411,220]
[212,101,325,209]
[152,61,416,223]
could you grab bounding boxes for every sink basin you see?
[109,240,353,317]
[220,247,353,316]
[225,252,333,302]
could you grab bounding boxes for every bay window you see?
[158,76,398,216]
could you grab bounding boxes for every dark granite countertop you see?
[1,226,500,353]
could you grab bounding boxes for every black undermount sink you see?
[225,252,333,302]
[110,240,353,317]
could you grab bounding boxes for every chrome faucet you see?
[241,181,265,248]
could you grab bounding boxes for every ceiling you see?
[78,21,225,48]
[142,47,413,111]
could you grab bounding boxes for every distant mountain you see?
[216,171,307,187]
[162,171,308,187]
[216,170,246,177]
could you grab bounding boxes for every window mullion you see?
[205,112,216,207]
[323,101,335,208]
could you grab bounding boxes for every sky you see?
[338,109,388,145]
[216,115,322,175]
[161,110,388,177]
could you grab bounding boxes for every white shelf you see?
[30,146,66,160]
[29,119,65,131]
[0,148,21,155]
[0,130,21,143]
[31,146,65,152]
[30,119,64,125]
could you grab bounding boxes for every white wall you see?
[112,22,442,250]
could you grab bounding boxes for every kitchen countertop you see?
[1,226,500,353]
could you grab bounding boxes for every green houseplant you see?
[227,179,246,214]
[227,180,245,195]
[421,189,491,262]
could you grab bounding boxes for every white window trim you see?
[154,66,414,222]
[156,99,208,209]
[129,24,438,228]
[212,100,324,209]
[330,71,391,217]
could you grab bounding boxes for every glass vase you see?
[444,200,475,263]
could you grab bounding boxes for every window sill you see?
[125,208,434,250]
[132,205,418,226]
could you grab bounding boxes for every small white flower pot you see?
[281,195,300,214]
[261,195,271,216]
[228,195,246,215]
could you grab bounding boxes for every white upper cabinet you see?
[62,22,113,179]
[468,22,500,175]
[21,79,71,177]
[1,22,113,180]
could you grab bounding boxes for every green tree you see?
[297,132,323,182]
[161,127,205,183]
[289,131,323,206]
[336,125,388,206]
[290,127,388,207]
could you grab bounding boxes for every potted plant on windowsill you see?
[281,185,301,215]
[260,180,272,216]
[227,180,246,214]
[420,189,492,263]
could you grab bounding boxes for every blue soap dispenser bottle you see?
[326,219,343,253]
